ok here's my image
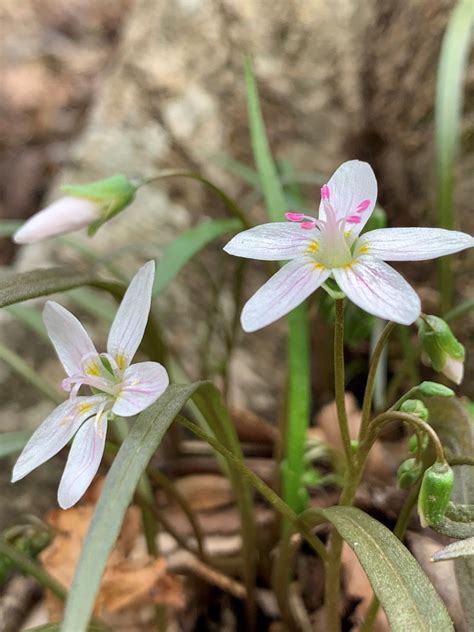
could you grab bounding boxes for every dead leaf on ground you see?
[40,476,185,625]
[159,474,234,512]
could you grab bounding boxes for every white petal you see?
[224,223,317,260]
[107,261,155,369]
[11,396,106,483]
[442,357,464,385]
[112,361,169,417]
[358,227,474,261]
[43,302,97,377]
[333,257,421,325]
[13,197,98,244]
[319,160,377,235]
[241,258,330,332]
[57,415,108,509]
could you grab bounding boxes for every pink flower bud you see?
[13,197,99,244]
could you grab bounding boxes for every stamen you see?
[301,221,317,230]
[346,215,362,224]
[285,212,305,222]
[321,184,330,200]
[356,199,371,213]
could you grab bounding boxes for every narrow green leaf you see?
[245,57,310,515]
[62,383,206,632]
[0,268,94,308]
[321,506,454,631]
[433,536,474,562]
[153,218,242,296]
[0,431,31,458]
[435,0,474,311]
[67,288,116,323]
[244,58,287,219]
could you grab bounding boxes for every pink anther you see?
[285,212,305,222]
[321,184,330,200]
[356,199,371,212]
[301,221,317,230]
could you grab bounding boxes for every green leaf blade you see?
[322,506,454,631]
[0,431,31,458]
[153,218,242,296]
[62,383,205,632]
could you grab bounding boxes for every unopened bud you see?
[397,458,422,489]
[418,460,454,527]
[418,316,465,385]
[417,381,454,398]
[408,433,428,454]
[399,399,429,421]
[13,175,137,244]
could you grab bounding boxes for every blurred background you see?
[0,1,473,628]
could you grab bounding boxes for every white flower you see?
[13,197,99,244]
[12,261,169,509]
[224,160,474,332]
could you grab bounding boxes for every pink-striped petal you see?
[358,227,474,261]
[107,261,155,370]
[333,257,421,325]
[43,302,97,377]
[11,396,106,483]
[57,414,108,509]
[13,196,98,244]
[319,161,377,236]
[224,223,317,261]
[241,258,330,332]
[112,361,169,417]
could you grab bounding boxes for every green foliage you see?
[0,431,31,459]
[153,218,242,296]
[320,506,454,631]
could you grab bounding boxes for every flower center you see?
[62,352,123,400]
[286,187,355,268]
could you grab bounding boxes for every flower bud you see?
[408,433,428,454]
[397,458,422,489]
[418,460,454,527]
[399,399,429,421]
[13,175,137,244]
[417,381,454,398]
[418,315,465,385]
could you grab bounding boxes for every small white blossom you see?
[224,160,474,332]
[12,261,169,509]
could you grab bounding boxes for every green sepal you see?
[418,460,454,527]
[62,175,137,237]
[418,315,465,370]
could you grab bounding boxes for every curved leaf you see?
[0,268,95,308]
[153,218,242,296]
[433,536,474,562]
[321,506,453,631]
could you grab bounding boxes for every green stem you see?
[360,483,420,632]
[359,321,397,442]
[176,415,327,561]
[0,342,63,405]
[333,300,353,468]
[444,298,474,322]
[449,456,474,467]
[140,170,251,229]
[273,529,304,630]
[367,411,446,463]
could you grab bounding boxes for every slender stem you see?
[449,456,474,467]
[359,321,397,442]
[360,483,420,632]
[147,468,207,562]
[333,299,353,468]
[176,415,328,561]
[0,342,63,405]
[140,170,251,228]
[0,539,108,631]
[367,411,446,463]
[273,528,301,629]
[324,299,353,632]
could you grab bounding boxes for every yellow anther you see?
[359,242,369,255]
[78,402,93,414]
[313,262,326,270]
[115,354,127,370]
[85,361,101,377]
[306,240,319,254]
